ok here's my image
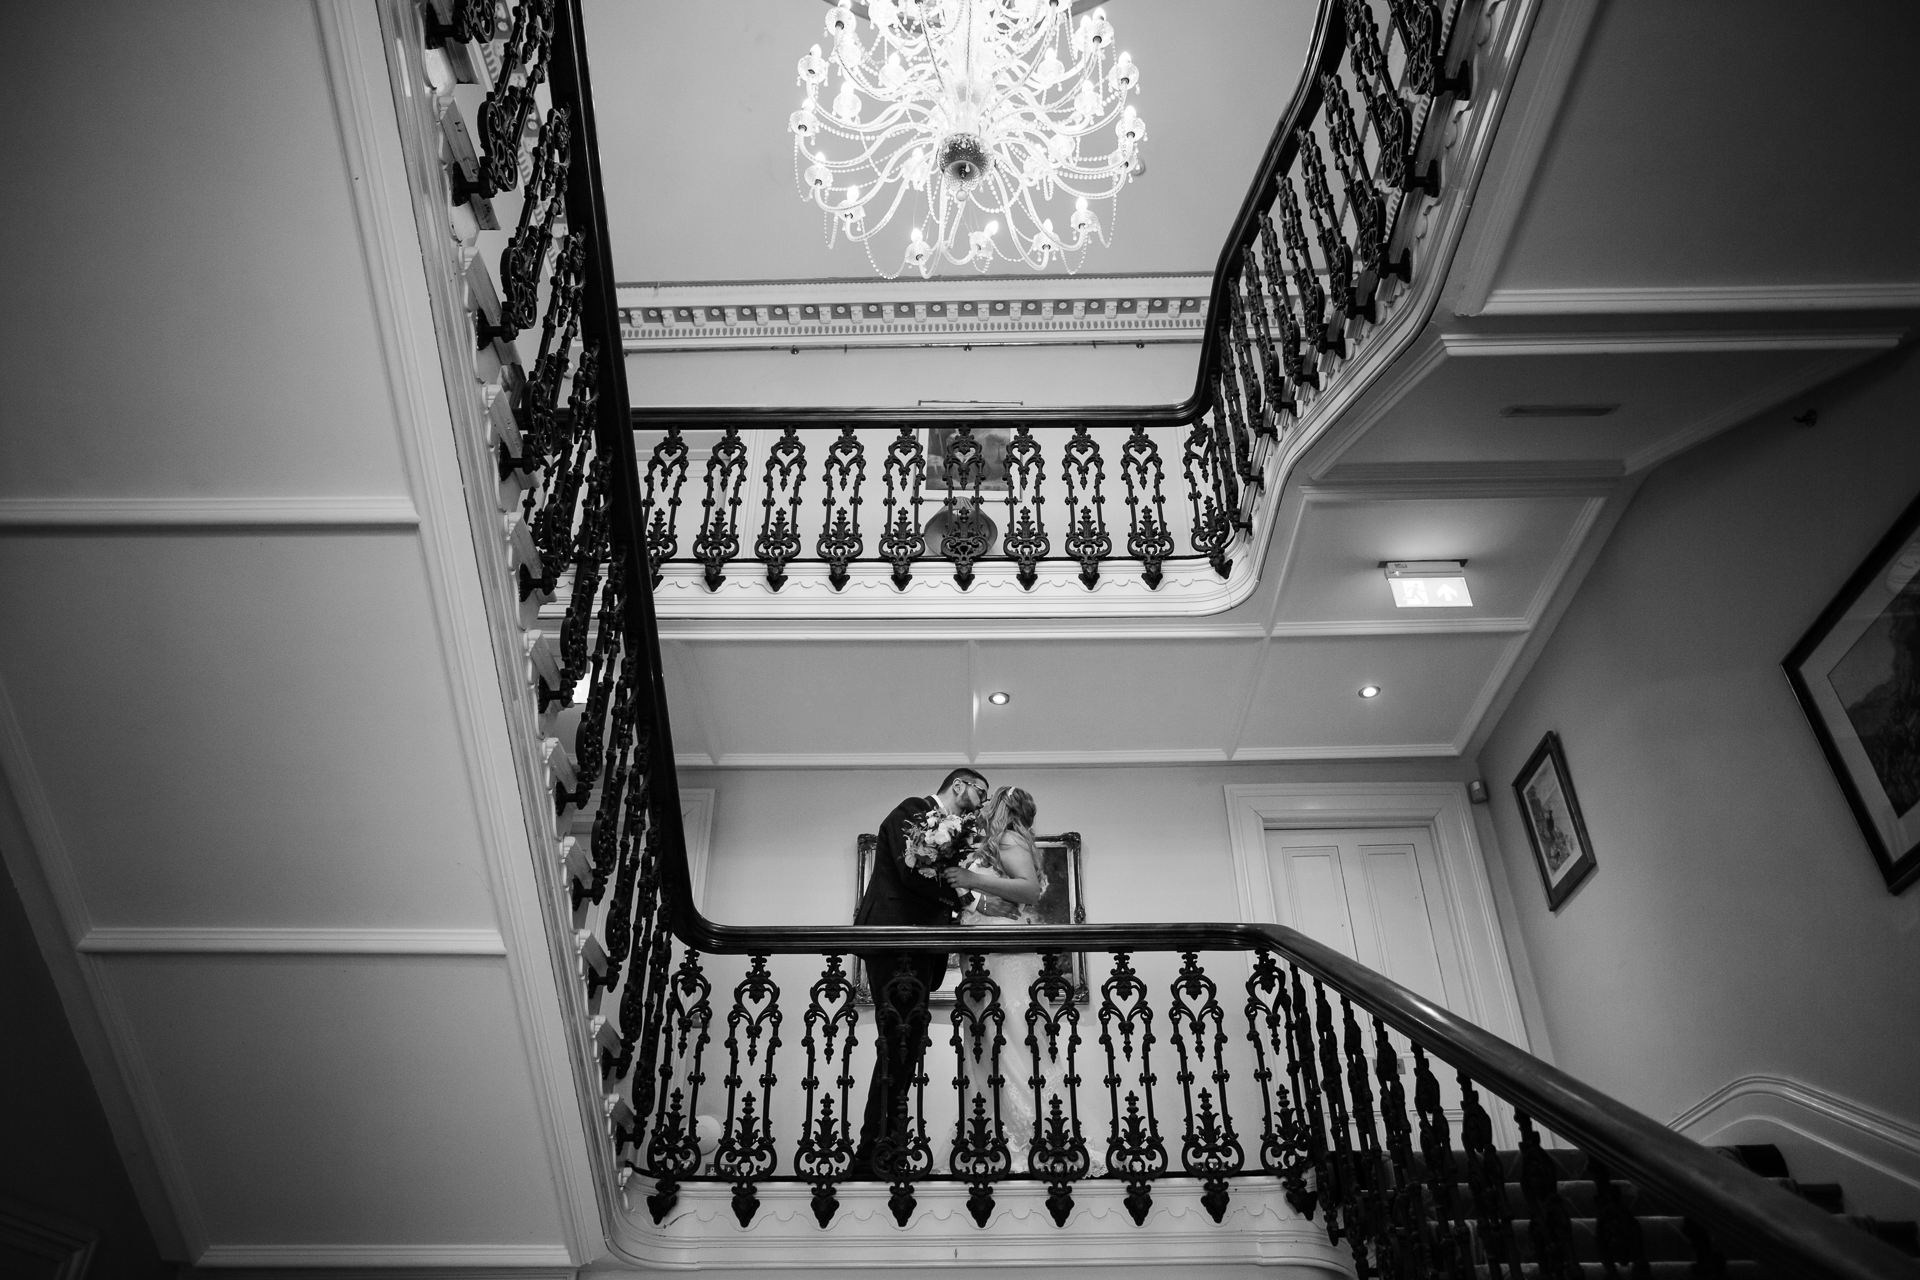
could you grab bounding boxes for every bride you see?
[940,786,1068,1171]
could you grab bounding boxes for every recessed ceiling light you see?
[987,691,1011,705]
[1358,685,1382,699]
[1383,560,1473,608]
[1498,403,1619,418]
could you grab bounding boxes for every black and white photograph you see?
[6,0,1919,1273]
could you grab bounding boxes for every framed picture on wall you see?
[1512,732,1597,910]
[1783,490,1920,894]
[853,832,1087,1005]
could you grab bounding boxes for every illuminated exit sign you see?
[1384,560,1473,608]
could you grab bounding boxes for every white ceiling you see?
[582,0,1316,283]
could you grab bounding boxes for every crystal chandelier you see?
[789,0,1146,277]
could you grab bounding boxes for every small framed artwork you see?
[1512,732,1597,910]
[1783,491,1920,894]
[922,426,1012,492]
[853,832,1087,1005]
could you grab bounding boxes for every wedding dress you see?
[955,842,1070,1173]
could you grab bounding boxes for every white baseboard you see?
[1672,1074,1920,1220]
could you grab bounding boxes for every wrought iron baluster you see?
[1097,952,1167,1227]
[1274,177,1338,358]
[1299,131,1358,330]
[628,813,678,1130]
[873,962,935,1225]
[1459,1073,1521,1280]
[1411,1045,1474,1280]
[565,536,625,811]
[607,792,663,1089]
[938,426,992,590]
[1255,214,1316,391]
[1215,370,1257,494]
[493,105,571,346]
[1027,953,1090,1227]
[522,344,599,602]
[1321,70,1400,305]
[1239,258,1291,426]
[644,948,712,1225]
[516,230,584,497]
[794,955,859,1227]
[1591,1156,1654,1280]
[815,426,865,591]
[1518,1111,1580,1280]
[1373,1018,1432,1278]
[591,738,642,1000]
[1224,278,1267,440]
[1167,953,1245,1223]
[1118,425,1174,589]
[424,0,496,49]
[472,0,553,200]
[639,428,689,584]
[713,956,783,1227]
[1312,980,1367,1274]
[1345,0,1430,197]
[877,426,927,589]
[1002,425,1049,590]
[1340,997,1391,1277]
[950,954,1011,1228]
[1386,0,1448,99]
[690,427,748,591]
[1283,965,1332,1222]
[1245,952,1314,1215]
[1060,425,1111,589]
[753,426,807,592]
[582,657,636,911]
[1181,416,1234,579]
[548,457,612,710]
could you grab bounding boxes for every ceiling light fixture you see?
[791,0,1145,277]
[987,691,1011,705]
[1358,685,1382,699]
[1383,560,1473,609]
[1498,403,1619,418]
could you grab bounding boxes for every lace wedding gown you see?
[955,847,1070,1173]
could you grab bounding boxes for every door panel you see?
[1264,840,1358,961]
[1359,841,1448,1009]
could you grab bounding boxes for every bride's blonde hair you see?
[984,785,1037,847]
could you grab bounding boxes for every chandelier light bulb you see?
[789,0,1144,277]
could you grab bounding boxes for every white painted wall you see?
[1476,345,1920,1214]
[627,340,1198,409]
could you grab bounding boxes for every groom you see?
[851,767,989,1178]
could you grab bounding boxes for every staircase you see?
[1415,1143,1919,1277]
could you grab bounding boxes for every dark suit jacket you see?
[853,796,959,928]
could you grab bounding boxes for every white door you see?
[1262,825,1507,1138]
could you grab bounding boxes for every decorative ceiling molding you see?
[1480,282,1920,315]
[617,274,1211,350]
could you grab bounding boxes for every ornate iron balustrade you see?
[405,0,1914,1273]
[631,0,1477,609]
[635,419,1235,596]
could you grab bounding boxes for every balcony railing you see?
[629,0,1471,614]
[394,0,1919,1274]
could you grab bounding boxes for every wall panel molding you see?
[0,496,419,530]
[77,927,507,956]
[1482,283,1920,315]
[193,1242,576,1270]
[1673,1074,1920,1220]
[329,0,599,1259]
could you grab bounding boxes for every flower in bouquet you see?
[901,807,981,879]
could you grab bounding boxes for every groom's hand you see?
[940,867,979,891]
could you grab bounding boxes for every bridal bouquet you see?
[901,808,980,880]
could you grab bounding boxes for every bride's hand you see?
[941,867,980,890]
